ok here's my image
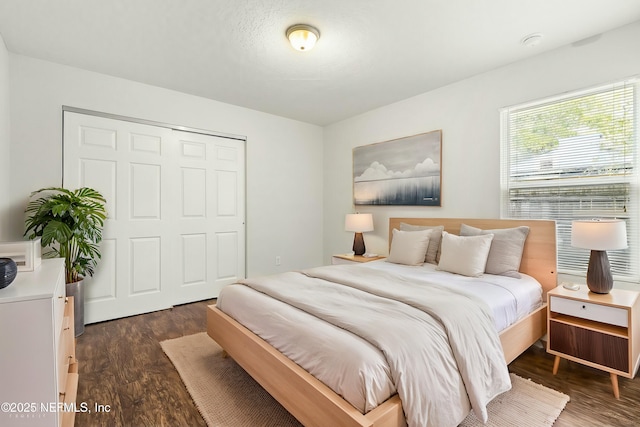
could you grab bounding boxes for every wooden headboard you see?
[389,218,558,294]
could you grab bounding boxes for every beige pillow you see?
[436,231,494,277]
[460,224,530,278]
[387,229,432,266]
[399,223,444,264]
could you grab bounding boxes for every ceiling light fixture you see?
[521,33,543,47]
[286,24,320,51]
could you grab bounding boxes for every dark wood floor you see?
[75,300,640,427]
[75,300,213,427]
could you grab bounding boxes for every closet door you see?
[63,112,245,323]
[173,130,245,305]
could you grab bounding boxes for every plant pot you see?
[66,279,85,337]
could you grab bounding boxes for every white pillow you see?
[399,223,444,264]
[460,224,530,278]
[436,231,494,277]
[387,229,432,266]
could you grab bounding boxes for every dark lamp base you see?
[586,250,614,294]
[0,258,18,289]
[352,232,366,256]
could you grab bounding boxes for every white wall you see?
[8,54,324,276]
[323,21,640,263]
[0,34,10,241]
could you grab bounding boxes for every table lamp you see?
[571,219,627,294]
[345,213,374,256]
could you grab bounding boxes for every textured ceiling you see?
[0,0,639,125]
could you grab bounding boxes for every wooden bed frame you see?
[207,218,557,427]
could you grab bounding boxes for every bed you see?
[207,218,557,427]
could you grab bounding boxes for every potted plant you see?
[24,187,107,336]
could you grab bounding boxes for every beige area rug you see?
[161,332,570,427]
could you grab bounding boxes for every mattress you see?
[364,262,543,331]
[217,260,542,416]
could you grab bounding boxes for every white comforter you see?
[234,264,511,427]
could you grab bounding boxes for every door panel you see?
[216,231,240,279]
[181,167,207,217]
[182,233,207,285]
[129,237,162,295]
[63,112,245,323]
[173,130,246,305]
[84,238,117,302]
[130,163,161,219]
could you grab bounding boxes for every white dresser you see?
[0,258,78,427]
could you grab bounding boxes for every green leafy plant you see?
[24,187,107,284]
[512,85,633,154]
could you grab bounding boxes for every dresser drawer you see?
[57,317,72,394]
[56,298,75,395]
[550,295,628,327]
[53,270,66,340]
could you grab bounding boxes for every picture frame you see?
[353,130,442,206]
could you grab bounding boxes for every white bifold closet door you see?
[63,111,245,323]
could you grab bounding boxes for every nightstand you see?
[547,286,640,398]
[331,254,386,265]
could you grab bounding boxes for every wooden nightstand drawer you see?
[549,321,629,371]
[550,295,628,327]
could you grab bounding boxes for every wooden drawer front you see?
[57,316,73,393]
[550,296,628,327]
[56,299,75,395]
[549,321,629,372]
[53,279,66,341]
[61,367,79,427]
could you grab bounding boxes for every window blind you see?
[501,80,638,281]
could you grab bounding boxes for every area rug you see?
[161,332,570,427]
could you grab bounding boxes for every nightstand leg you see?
[552,355,561,375]
[610,373,620,399]
[221,350,228,358]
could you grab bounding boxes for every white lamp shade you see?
[571,219,628,251]
[345,213,374,233]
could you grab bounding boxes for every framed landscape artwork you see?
[353,130,442,206]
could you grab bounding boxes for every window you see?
[501,80,638,281]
